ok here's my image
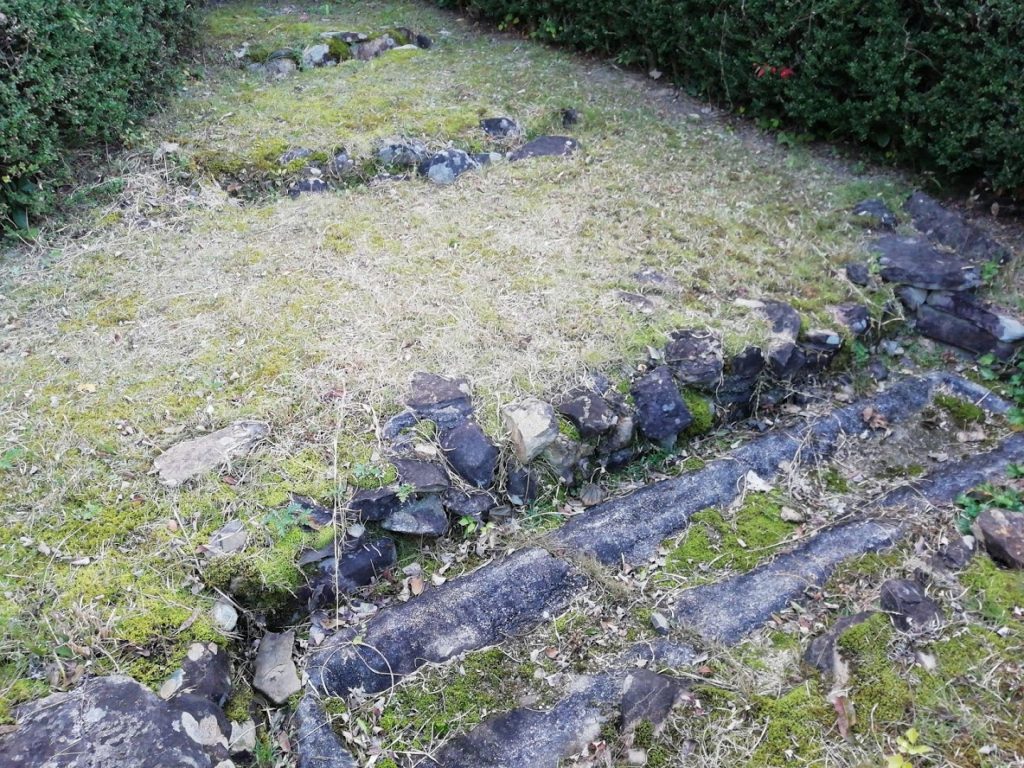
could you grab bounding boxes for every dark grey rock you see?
[265,57,298,77]
[845,262,871,286]
[880,579,943,631]
[543,434,583,485]
[664,329,723,389]
[163,642,232,708]
[443,488,495,521]
[308,547,582,698]
[852,198,898,230]
[926,292,1024,343]
[480,117,523,139]
[561,108,580,126]
[321,31,368,44]
[473,152,504,166]
[868,359,889,381]
[729,346,765,378]
[557,387,618,438]
[378,138,430,169]
[760,299,802,338]
[599,412,635,456]
[294,695,359,768]
[803,611,876,675]
[355,35,397,60]
[600,446,635,471]
[896,285,928,311]
[288,494,334,529]
[914,304,1001,355]
[615,290,656,314]
[874,235,981,291]
[418,148,479,185]
[509,136,579,161]
[932,536,974,571]
[619,669,683,733]
[279,147,313,165]
[302,43,331,68]
[757,300,803,378]
[289,178,329,197]
[800,329,842,371]
[414,33,433,49]
[630,366,692,447]
[382,494,448,536]
[381,409,418,440]
[904,191,1010,264]
[633,267,681,294]
[253,631,301,705]
[506,464,541,506]
[325,150,355,178]
[832,304,870,336]
[305,537,397,608]
[440,421,499,488]
[974,507,1024,569]
[392,459,450,493]
[348,487,400,522]
[406,372,474,428]
[0,675,230,768]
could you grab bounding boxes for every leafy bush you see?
[435,0,1024,189]
[0,1,200,230]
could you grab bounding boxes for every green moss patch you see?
[836,612,912,728]
[749,683,831,767]
[934,393,986,427]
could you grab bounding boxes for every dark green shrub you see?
[435,0,1024,189]
[0,1,200,231]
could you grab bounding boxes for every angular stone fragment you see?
[509,136,579,161]
[663,329,723,389]
[619,669,683,733]
[630,366,692,447]
[253,631,301,705]
[874,235,981,291]
[377,138,430,169]
[203,520,247,556]
[321,31,367,43]
[831,304,870,336]
[405,372,474,428]
[557,387,618,438]
[844,262,871,286]
[418,148,479,185]
[852,198,898,230]
[294,695,359,768]
[0,676,231,767]
[264,57,297,77]
[904,191,1009,264]
[355,35,396,60]
[382,495,448,536]
[348,486,400,522]
[278,147,313,165]
[440,421,498,488]
[932,536,974,571]
[305,536,398,606]
[287,494,334,528]
[442,488,495,521]
[543,434,584,484]
[926,292,1024,343]
[506,463,541,506]
[615,290,656,314]
[163,642,232,708]
[153,420,269,486]
[302,43,331,68]
[914,304,1001,355]
[974,507,1024,568]
[633,267,681,294]
[393,458,450,493]
[502,397,559,463]
[480,117,523,139]
[879,579,943,631]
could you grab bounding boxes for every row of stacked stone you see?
[854,192,1023,357]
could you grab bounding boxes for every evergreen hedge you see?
[0,1,200,230]
[437,0,1024,190]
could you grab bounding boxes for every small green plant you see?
[884,727,932,767]
[264,501,310,539]
[0,447,27,471]
[956,470,1024,533]
[396,483,416,503]
[458,516,494,536]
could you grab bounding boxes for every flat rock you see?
[265,57,297,77]
[630,366,692,447]
[442,488,495,521]
[159,642,231,708]
[321,31,367,43]
[874,235,981,291]
[844,262,871,286]
[879,579,943,631]
[419,149,479,185]
[348,486,400,522]
[305,537,398,608]
[382,494,448,536]
[253,631,301,705]
[914,304,1001,355]
[153,420,269,486]
[633,267,681,294]
[440,421,498,488]
[509,135,579,161]
[0,675,231,767]
[480,117,523,139]
[831,304,870,336]
[405,372,473,428]
[308,547,582,698]
[202,520,247,556]
[615,290,657,314]
[302,43,331,67]
[287,494,334,529]
[619,669,683,732]
[974,507,1024,568]
[557,387,618,438]
[502,397,559,463]
[926,292,1024,343]
[663,329,723,389]
[904,191,1009,264]
[294,695,359,768]
[621,638,699,669]
[393,458,450,493]
[851,198,898,230]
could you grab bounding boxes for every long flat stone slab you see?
[548,375,939,565]
[307,547,582,699]
[670,432,1024,643]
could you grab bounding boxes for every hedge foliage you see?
[436,0,1024,190]
[0,1,200,230]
